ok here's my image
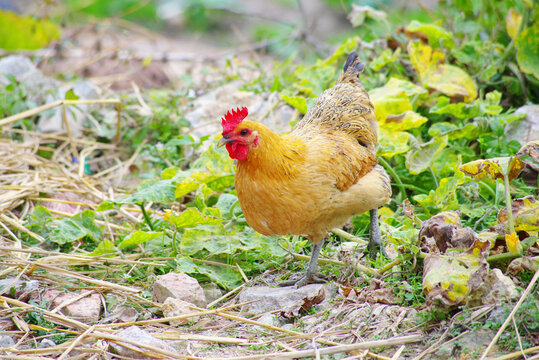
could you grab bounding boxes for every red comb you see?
[221,107,248,133]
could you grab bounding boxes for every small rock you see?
[432,328,500,359]
[42,290,103,322]
[153,272,207,307]
[280,323,294,331]
[469,269,520,306]
[202,283,223,304]
[0,278,39,301]
[162,298,199,325]
[487,304,510,325]
[102,306,139,324]
[39,338,56,348]
[0,334,15,348]
[110,325,177,359]
[505,105,539,145]
[256,313,281,327]
[239,284,326,314]
[0,55,59,104]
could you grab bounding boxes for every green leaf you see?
[378,128,410,158]
[406,135,449,174]
[406,20,454,48]
[215,194,240,218]
[166,208,222,229]
[175,180,200,199]
[48,210,103,245]
[176,257,243,289]
[414,176,462,210]
[96,201,116,211]
[430,96,480,119]
[348,5,386,27]
[89,239,116,256]
[369,48,401,71]
[369,78,426,123]
[116,179,176,205]
[515,20,539,79]
[322,37,359,66]
[0,10,60,50]
[384,111,428,131]
[281,94,307,114]
[118,231,163,250]
[26,206,53,233]
[64,89,79,101]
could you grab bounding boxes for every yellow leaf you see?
[162,209,173,222]
[460,156,524,181]
[408,41,477,102]
[498,196,539,232]
[369,78,426,122]
[378,128,410,158]
[505,232,522,254]
[506,8,523,39]
[384,111,428,131]
[371,93,412,123]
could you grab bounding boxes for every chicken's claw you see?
[279,273,327,288]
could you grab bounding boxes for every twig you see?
[391,345,406,360]
[19,260,140,293]
[331,228,368,245]
[493,346,539,360]
[207,334,422,359]
[57,324,96,360]
[207,282,247,308]
[479,268,539,359]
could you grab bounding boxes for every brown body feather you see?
[233,56,391,244]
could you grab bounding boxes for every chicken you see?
[218,52,391,287]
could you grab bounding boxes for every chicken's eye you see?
[239,129,249,136]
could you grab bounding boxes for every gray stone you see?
[42,290,103,322]
[256,313,281,327]
[506,105,539,145]
[238,284,326,314]
[202,283,223,304]
[0,55,59,104]
[162,298,199,325]
[0,334,15,348]
[102,306,139,324]
[39,338,56,348]
[153,272,207,307]
[110,325,177,359]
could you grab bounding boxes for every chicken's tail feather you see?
[343,52,364,77]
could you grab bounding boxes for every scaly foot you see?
[279,273,327,288]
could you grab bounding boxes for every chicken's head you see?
[218,107,258,161]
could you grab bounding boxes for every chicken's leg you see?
[367,208,388,257]
[280,238,326,287]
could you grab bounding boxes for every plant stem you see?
[139,203,154,231]
[429,166,439,188]
[379,156,407,199]
[331,228,367,245]
[503,174,516,235]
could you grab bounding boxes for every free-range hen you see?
[218,52,391,287]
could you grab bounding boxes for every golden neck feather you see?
[237,120,305,179]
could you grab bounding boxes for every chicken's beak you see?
[217,136,234,148]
